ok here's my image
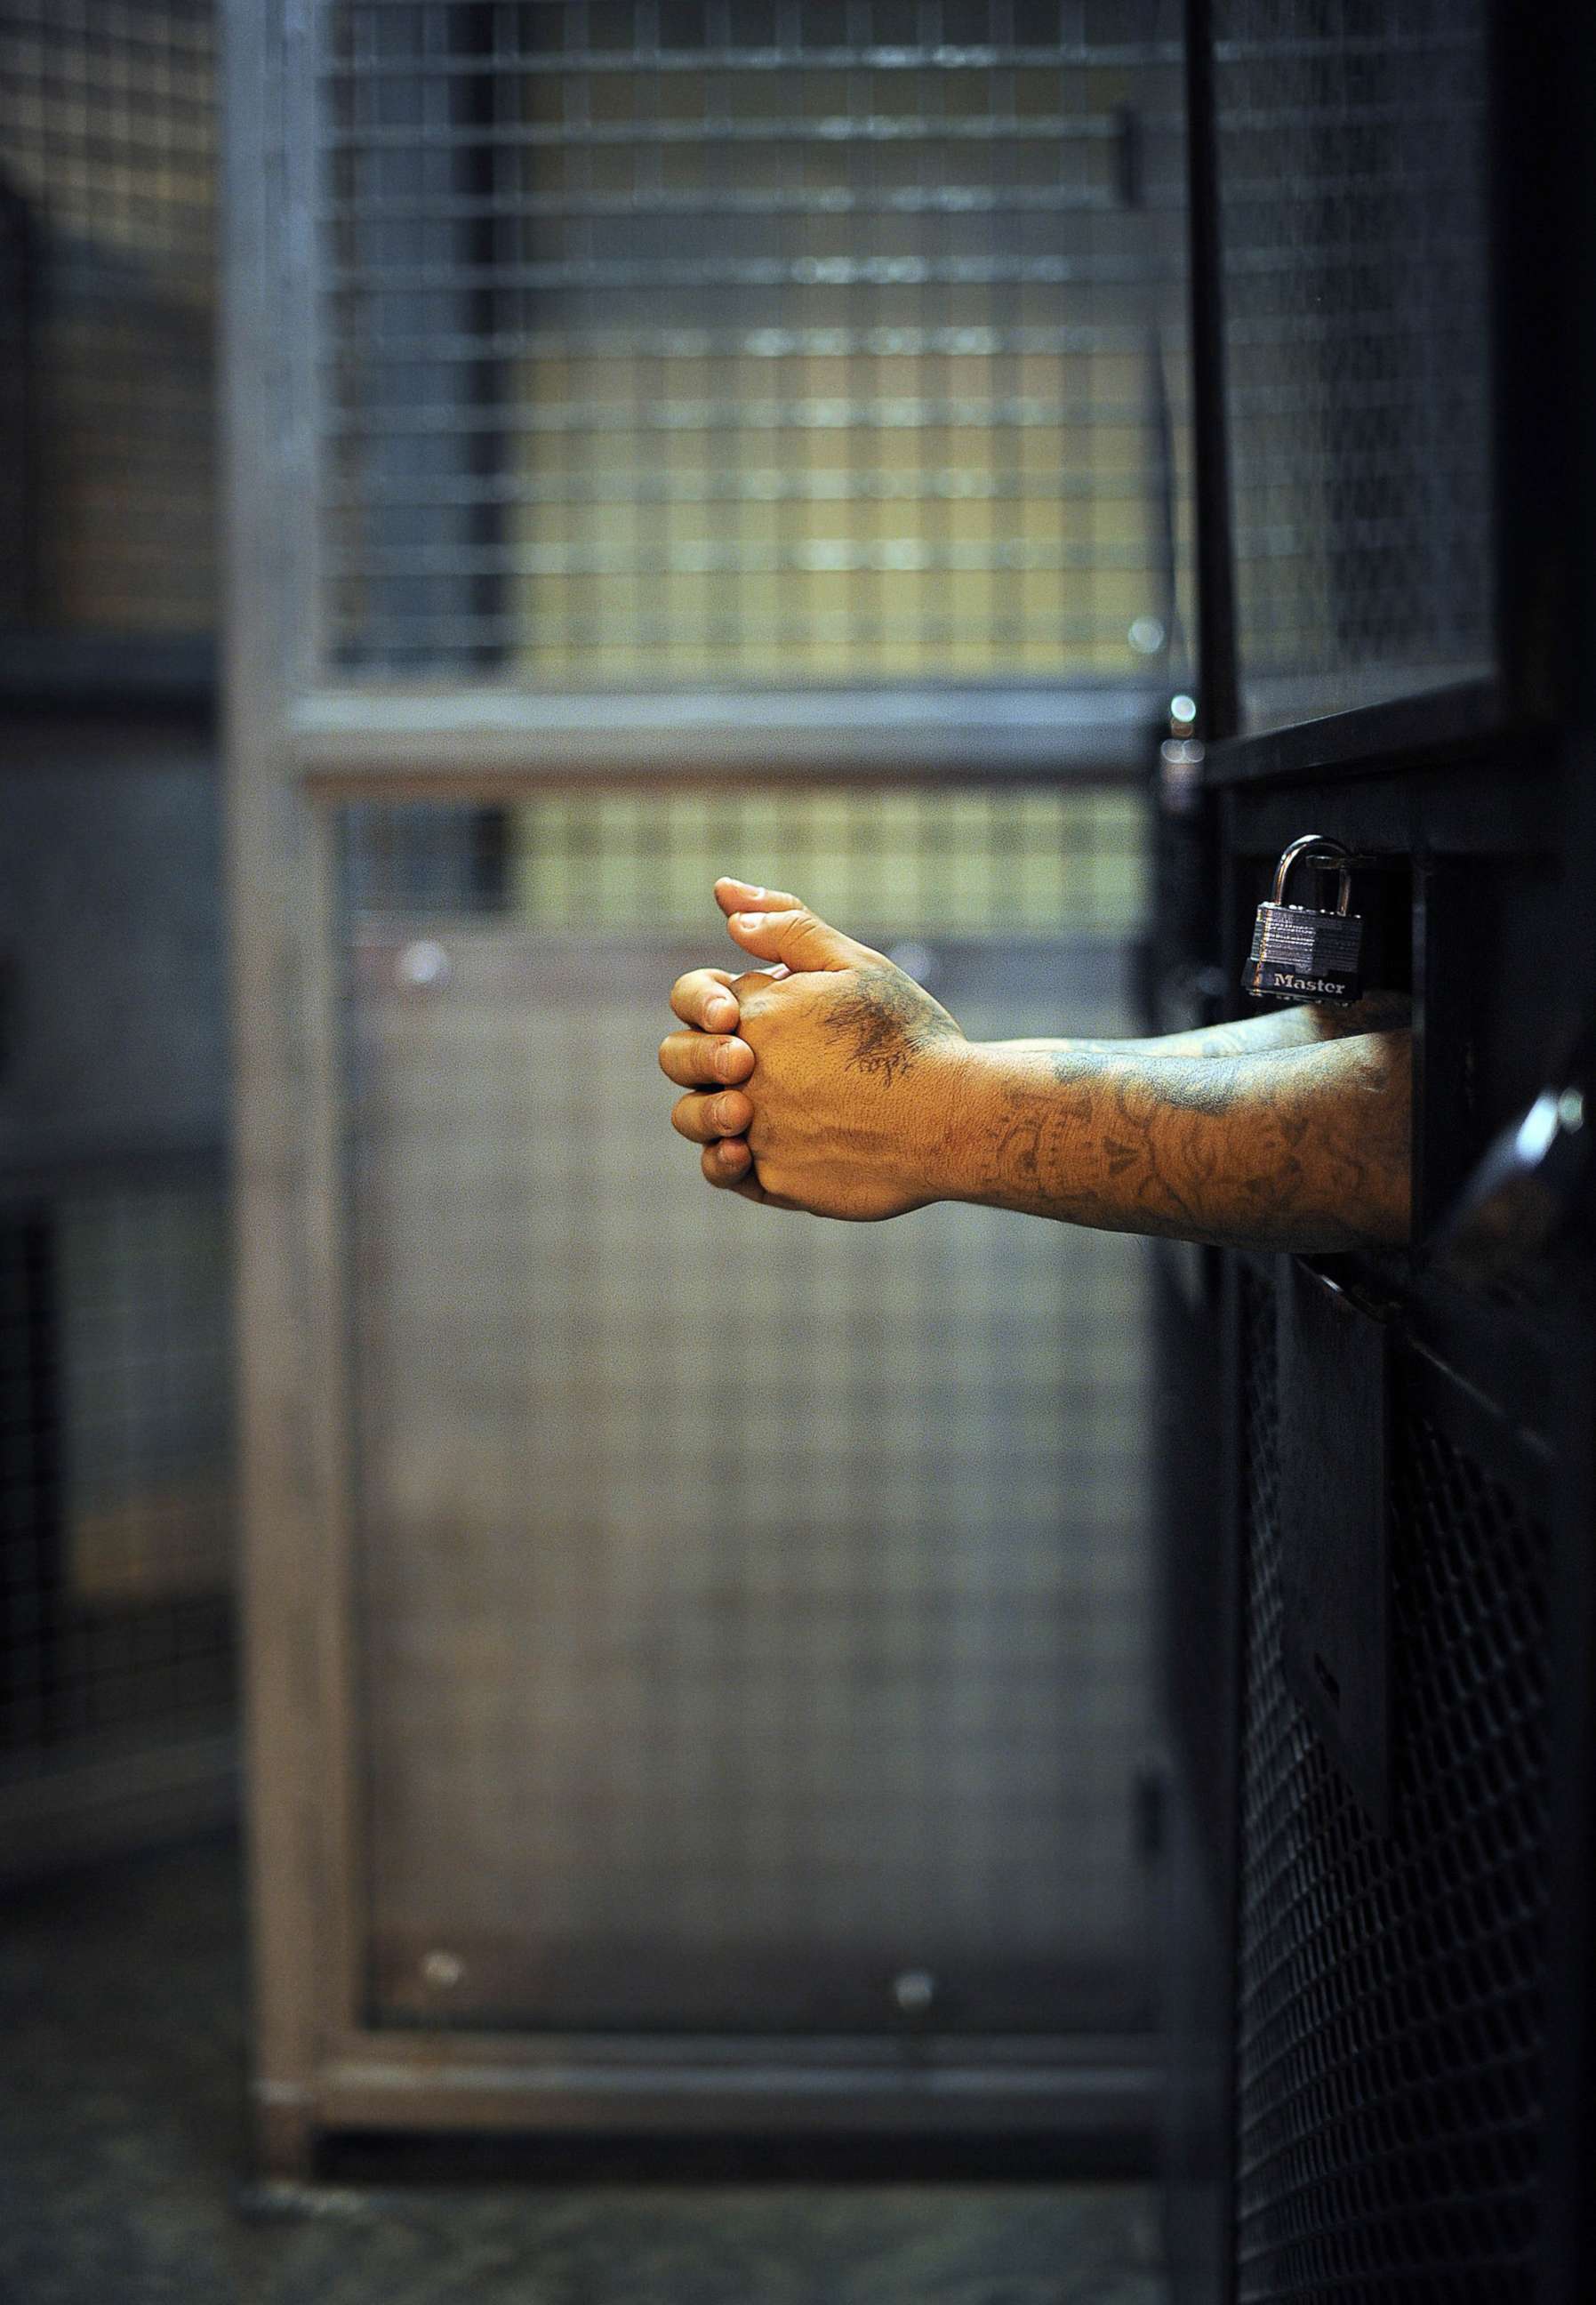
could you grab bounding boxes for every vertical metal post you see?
[1183,0,1239,743]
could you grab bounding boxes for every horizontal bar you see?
[1212,95,1482,134]
[315,323,1167,363]
[325,253,1166,292]
[321,111,1175,150]
[322,2020,1153,2076]
[1230,377,1483,418]
[1202,675,1507,788]
[322,40,1179,74]
[322,397,1164,436]
[1214,28,1480,62]
[329,541,1157,579]
[325,470,1149,510]
[324,620,1157,654]
[311,2042,1162,2144]
[322,616,1157,654]
[291,681,1166,783]
[320,182,1138,223]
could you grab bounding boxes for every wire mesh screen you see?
[317,0,1190,682]
[0,0,216,637]
[1232,1268,1552,2303]
[1,1172,236,1763]
[1213,1,1494,730]
[341,788,1154,2035]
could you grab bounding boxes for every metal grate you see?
[317,0,1190,681]
[0,0,217,638]
[1213,1,1494,729]
[1,1173,236,1762]
[340,789,1154,2035]
[1233,1269,1552,2303]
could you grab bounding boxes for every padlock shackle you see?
[1271,832,1353,915]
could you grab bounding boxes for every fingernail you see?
[714,1097,740,1131]
[714,1040,742,1079]
[706,997,736,1027]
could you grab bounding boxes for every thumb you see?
[713,876,803,918]
[724,903,878,973]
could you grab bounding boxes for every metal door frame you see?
[223,0,1176,2174]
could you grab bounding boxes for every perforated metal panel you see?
[317,0,1190,680]
[341,791,1154,2037]
[1233,1268,1553,2305]
[1213,1,1494,728]
[0,0,216,637]
[1,1172,236,1762]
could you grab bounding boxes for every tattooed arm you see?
[659,883,1410,1250]
[993,992,1412,1061]
[937,1035,1409,1250]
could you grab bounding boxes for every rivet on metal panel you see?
[396,940,450,992]
[892,1969,936,2016]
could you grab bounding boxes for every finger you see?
[700,1141,801,1212]
[724,904,878,974]
[671,1088,755,1145]
[701,1136,755,1189]
[670,967,742,1032]
[658,1029,755,1088]
[714,876,804,920]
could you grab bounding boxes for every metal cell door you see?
[1155,3,1596,2301]
[225,3,1191,2169]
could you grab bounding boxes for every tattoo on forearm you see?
[977,1035,1411,1252]
[822,970,962,1088]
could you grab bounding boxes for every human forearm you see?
[993,991,1411,1063]
[926,1032,1412,1251]
[663,887,1413,1250]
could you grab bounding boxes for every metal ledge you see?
[310,2034,1163,2147]
[1203,675,1512,789]
[291,680,1167,785]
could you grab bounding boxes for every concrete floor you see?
[0,1835,1167,2305]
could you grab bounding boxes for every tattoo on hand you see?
[822,970,961,1088]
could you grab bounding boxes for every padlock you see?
[1242,834,1364,1005]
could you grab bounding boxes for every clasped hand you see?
[657,877,966,1220]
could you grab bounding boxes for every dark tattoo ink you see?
[822,969,962,1088]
